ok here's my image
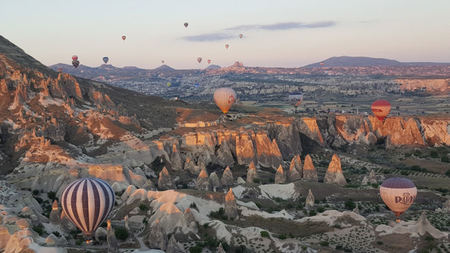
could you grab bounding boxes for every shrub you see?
[317,207,325,213]
[47,191,57,200]
[446,170,450,177]
[114,227,129,241]
[32,224,45,236]
[189,202,198,210]
[260,231,270,238]
[309,210,317,216]
[277,234,287,240]
[319,241,329,246]
[442,156,450,163]
[344,199,356,210]
[139,204,149,211]
[189,246,202,253]
[430,151,439,158]
[376,241,383,245]
[209,208,227,220]
[32,190,40,196]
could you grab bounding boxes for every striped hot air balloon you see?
[61,178,115,237]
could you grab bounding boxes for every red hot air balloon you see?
[72,55,78,61]
[184,22,188,28]
[214,88,237,114]
[61,178,115,237]
[225,44,230,50]
[371,99,391,121]
[122,35,126,41]
[207,59,212,64]
[239,34,243,39]
[197,57,202,63]
[380,177,417,223]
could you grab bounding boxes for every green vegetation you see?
[209,208,227,220]
[344,199,356,210]
[319,241,329,246]
[442,156,450,163]
[446,170,450,177]
[309,210,317,216]
[32,224,45,236]
[114,227,129,241]
[189,202,198,210]
[32,190,39,196]
[47,191,57,201]
[139,203,149,211]
[189,246,202,253]
[260,231,270,238]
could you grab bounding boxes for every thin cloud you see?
[182,21,336,42]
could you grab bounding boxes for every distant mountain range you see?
[304,56,450,68]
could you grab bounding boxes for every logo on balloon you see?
[228,95,235,104]
[394,192,416,205]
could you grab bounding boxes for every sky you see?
[1,0,450,69]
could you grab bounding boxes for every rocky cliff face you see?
[324,154,347,186]
[303,154,318,181]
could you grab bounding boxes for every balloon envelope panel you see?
[214,88,237,114]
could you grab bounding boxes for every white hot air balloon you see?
[213,88,237,114]
[380,177,417,223]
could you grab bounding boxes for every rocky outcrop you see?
[362,169,377,185]
[274,165,286,184]
[302,154,318,181]
[443,199,450,212]
[305,189,315,210]
[217,243,226,253]
[287,155,302,182]
[196,169,210,191]
[235,132,256,165]
[209,172,221,192]
[158,167,175,190]
[255,132,283,168]
[324,154,347,186]
[224,188,238,220]
[166,235,185,253]
[416,212,447,239]
[246,161,258,184]
[49,200,60,224]
[221,166,234,188]
[107,220,119,253]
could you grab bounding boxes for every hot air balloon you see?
[213,88,237,114]
[184,22,188,28]
[320,62,324,66]
[161,60,165,64]
[61,178,115,237]
[72,55,78,61]
[197,57,202,63]
[380,177,417,223]
[239,34,243,39]
[194,83,200,88]
[288,93,303,108]
[72,60,80,68]
[167,82,172,87]
[371,99,391,121]
[122,35,126,41]
[225,44,230,50]
[207,59,212,64]
[103,57,109,64]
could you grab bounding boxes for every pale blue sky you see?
[1,0,449,68]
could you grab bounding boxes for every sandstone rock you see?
[217,243,226,253]
[216,140,235,167]
[209,172,221,192]
[443,199,450,212]
[324,154,347,186]
[166,235,184,253]
[221,166,234,188]
[287,155,302,182]
[95,227,107,242]
[158,167,175,190]
[112,182,128,194]
[246,161,258,184]
[416,211,447,239]
[236,177,246,185]
[305,189,315,210]
[45,234,58,246]
[49,200,60,224]
[302,155,318,181]
[121,185,137,201]
[235,132,256,165]
[224,188,238,220]
[196,169,210,191]
[184,156,200,175]
[362,169,377,185]
[353,203,360,215]
[274,165,286,184]
[60,212,76,232]
[255,132,282,169]
[107,220,119,253]
[170,143,183,171]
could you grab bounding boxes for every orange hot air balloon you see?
[239,34,243,39]
[184,22,189,28]
[207,59,212,64]
[197,57,202,63]
[225,44,230,50]
[122,35,126,41]
[213,88,237,114]
[371,99,391,121]
[380,177,417,223]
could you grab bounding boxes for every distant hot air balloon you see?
[380,177,417,223]
[213,88,237,114]
[225,44,230,50]
[103,57,109,64]
[72,60,80,68]
[161,60,165,64]
[61,178,115,237]
[194,83,200,88]
[122,35,126,41]
[167,82,172,87]
[72,55,78,61]
[371,99,391,121]
[239,34,243,39]
[184,22,188,28]
[288,93,304,108]
[197,57,202,63]
[207,59,212,64]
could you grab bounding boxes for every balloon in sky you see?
[207,59,212,64]
[184,22,188,28]
[61,178,115,236]
[122,35,126,41]
[239,34,243,39]
[371,99,391,121]
[380,177,417,223]
[288,93,304,107]
[213,88,237,114]
[167,82,171,87]
[72,60,80,68]
[72,55,78,61]
[161,60,165,64]
[102,57,109,64]
[197,57,202,63]
[225,44,230,50]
